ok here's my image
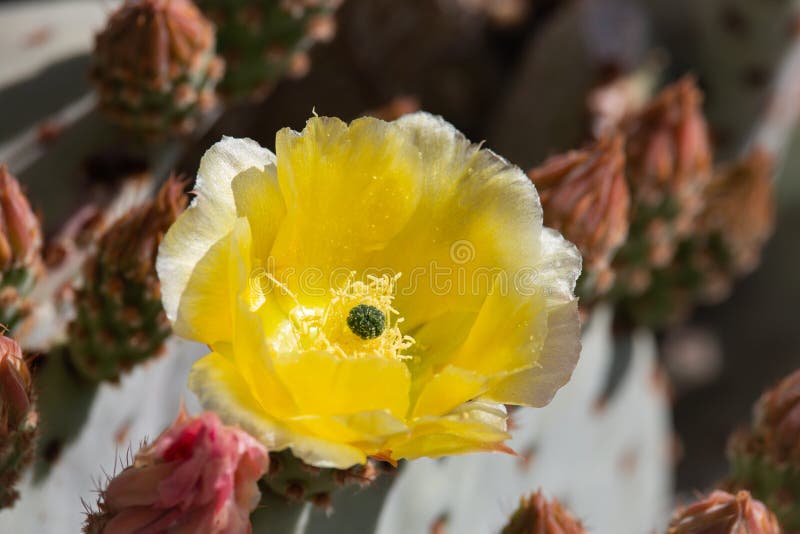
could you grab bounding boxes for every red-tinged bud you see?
[624,77,713,235]
[529,135,630,281]
[0,166,42,274]
[668,490,781,534]
[68,176,188,382]
[501,490,587,534]
[84,410,268,533]
[0,335,37,509]
[727,370,800,530]
[702,149,776,276]
[90,0,224,138]
[752,369,800,466]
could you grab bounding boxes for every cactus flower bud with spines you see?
[501,490,586,534]
[754,369,800,465]
[67,177,188,383]
[729,370,800,531]
[624,76,712,228]
[0,335,37,509]
[528,135,629,295]
[610,146,776,328]
[90,0,225,138]
[0,166,43,333]
[84,410,268,533]
[667,490,781,534]
[605,77,714,328]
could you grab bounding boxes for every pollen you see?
[276,273,414,361]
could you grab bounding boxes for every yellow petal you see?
[189,351,366,468]
[272,350,411,420]
[389,401,510,460]
[288,410,407,446]
[271,116,423,303]
[447,280,548,377]
[370,112,546,330]
[485,299,581,407]
[411,365,486,419]
[231,166,285,262]
[484,228,582,406]
[168,216,261,346]
[157,137,275,341]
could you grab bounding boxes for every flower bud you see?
[752,369,800,466]
[0,335,37,509]
[90,0,224,138]
[0,166,41,273]
[0,166,43,333]
[529,135,629,293]
[68,176,188,382]
[624,76,712,235]
[701,149,775,276]
[84,410,268,534]
[501,490,586,534]
[728,369,800,531]
[668,490,781,534]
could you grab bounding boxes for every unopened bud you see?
[84,410,268,533]
[624,77,712,235]
[0,335,36,509]
[0,166,42,273]
[668,490,780,534]
[68,176,188,382]
[501,490,586,534]
[529,135,630,276]
[702,149,775,276]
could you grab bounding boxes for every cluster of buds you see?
[84,410,268,533]
[0,166,43,334]
[534,72,776,329]
[0,335,37,509]
[196,0,342,100]
[667,490,781,534]
[263,449,386,508]
[67,177,187,383]
[500,490,586,534]
[610,147,774,327]
[728,370,800,531]
[529,135,629,298]
[90,0,225,138]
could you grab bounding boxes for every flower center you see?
[346,304,386,339]
[270,273,414,360]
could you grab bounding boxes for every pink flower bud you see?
[0,336,32,431]
[0,166,42,273]
[86,411,268,533]
[0,334,36,509]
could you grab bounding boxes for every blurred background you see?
[1,0,799,532]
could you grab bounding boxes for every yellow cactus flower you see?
[157,113,582,468]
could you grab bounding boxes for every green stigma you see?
[346,304,386,340]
